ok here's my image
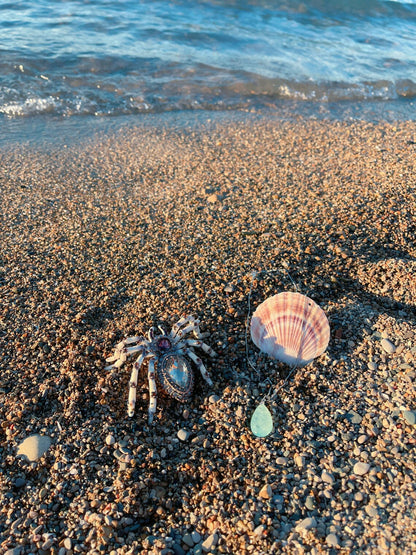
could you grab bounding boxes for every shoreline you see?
[1,115,415,554]
[2,97,416,148]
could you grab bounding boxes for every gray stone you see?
[13,477,26,488]
[182,533,194,547]
[348,411,362,424]
[381,339,396,354]
[191,531,202,543]
[365,505,379,518]
[305,496,316,511]
[172,544,186,555]
[403,410,416,425]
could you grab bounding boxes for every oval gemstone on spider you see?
[158,354,194,401]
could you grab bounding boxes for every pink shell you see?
[250,292,330,366]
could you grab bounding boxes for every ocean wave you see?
[1,77,416,118]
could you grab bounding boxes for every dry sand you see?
[1,114,415,554]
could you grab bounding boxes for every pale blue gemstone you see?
[250,403,273,438]
[168,358,189,387]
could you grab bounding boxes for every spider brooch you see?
[105,315,217,423]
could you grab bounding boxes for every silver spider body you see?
[105,315,216,423]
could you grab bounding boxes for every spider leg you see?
[177,339,217,358]
[172,320,204,344]
[171,315,198,340]
[185,348,213,386]
[105,336,146,368]
[127,351,146,417]
[147,358,157,424]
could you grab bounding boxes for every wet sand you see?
[1,114,415,554]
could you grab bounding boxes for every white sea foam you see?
[0,97,60,117]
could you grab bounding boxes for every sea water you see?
[1,0,416,138]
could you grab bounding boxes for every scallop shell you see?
[250,292,330,366]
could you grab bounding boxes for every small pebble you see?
[259,484,273,499]
[381,339,396,354]
[322,470,335,485]
[253,524,266,537]
[402,410,416,425]
[191,531,202,543]
[202,533,218,552]
[326,533,340,547]
[305,496,316,510]
[354,462,371,476]
[105,434,116,446]
[13,477,26,488]
[296,517,317,532]
[177,429,191,442]
[182,533,194,547]
[365,505,379,518]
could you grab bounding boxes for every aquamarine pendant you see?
[250,403,273,438]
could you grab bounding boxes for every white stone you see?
[321,470,335,485]
[296,517,317,532]
[259,483,273,499]
[105,434,116,446]
[177,429,191,442]
[202,533,218,552]
[353,462,370,476]
[253,524,266,537]
[326,533,339,547]
[294,454,305,468]
[16,435,51,462]
[381,339,396,354]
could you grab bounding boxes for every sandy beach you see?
[1,114,416,554]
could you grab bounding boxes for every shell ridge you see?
[250,291,330,366]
